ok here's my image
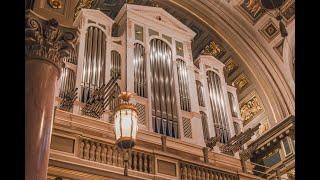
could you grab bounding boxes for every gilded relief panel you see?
[232,73,249,92]
[240,93,263,125]
[239,0,265,23]
[224,57,238,77]
[201,41,225,59]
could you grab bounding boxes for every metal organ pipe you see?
[133,43,147,97]
[176,59,191,112]
[200,111,210,141]
[81,26,106,103]
[150,39,178,138]
[59,68,76,99]
[111,50,121,79]
[207,71,230,143]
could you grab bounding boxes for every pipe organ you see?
[150,39,178,138]
[67,6,241,147]
[176,59,191,112]
[207,71,231,143]
[134,43,147,98]
[80,26,106,103]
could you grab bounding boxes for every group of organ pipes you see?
[57,7,242,147]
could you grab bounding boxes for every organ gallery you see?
[25,0,295,179]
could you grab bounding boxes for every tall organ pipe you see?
[196,80,205,107]
[207,71,230,143]
[200,111,210,141]
[59,67,76,98]
[133,43,147,97]
[111,50,121,78]
[176,59,190,112]
[150,39,178,138]
[81,26,106,103]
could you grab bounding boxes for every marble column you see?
[25,11,77,180]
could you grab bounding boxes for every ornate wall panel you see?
[239,0,265,23]
[240,93,263,125]
[224,57,238,77]
[232,73,250,93]
[282,2,295,23]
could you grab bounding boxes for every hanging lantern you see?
[114,92,138,149]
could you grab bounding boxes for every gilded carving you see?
[25,11,78,70]
[201,41,225,58]
[48,0,63,9]
[224,58,238,77]
[240,95,263,125]
[74,0,95,19]
[233,73,249,92]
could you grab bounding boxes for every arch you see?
[149,38,178,138]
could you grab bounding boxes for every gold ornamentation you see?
[240,95,263,124]
[224,58,238,76]
[201,41,224,58]
[259,119,270,135]
[240,0,265,23]
[287,168,295,179]
[233,73,249,92]
[48,0,63,9]
[74,0,94,19]
[25,12,78,70]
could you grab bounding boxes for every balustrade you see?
[78,138,154,174]
[180,162,239,180]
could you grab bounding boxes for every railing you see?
[180,162,239,180]
[78,138,154,174]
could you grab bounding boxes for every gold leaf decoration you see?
[233,73,249,92]
[201,41,224,58]
[48,0,63,9]
[74,0,94,19]
[240,95,263,125]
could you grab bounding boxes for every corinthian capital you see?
[25,10,78,70]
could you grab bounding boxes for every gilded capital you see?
[25,10,78,71]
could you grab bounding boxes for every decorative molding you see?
[273,39,285,59]
[282,2,295,23]
[259,20,280,42]
[25,11,78,73]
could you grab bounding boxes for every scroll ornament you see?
[25,12,78,71]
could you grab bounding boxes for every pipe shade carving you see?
[134,43,147,98]
[196,80,205,107]
[176,59,191,112]
[80,26,106,103]
[150,39,178,138]
[207,71,230,144]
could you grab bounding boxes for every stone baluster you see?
[149,156,154,174]
[89,142,96,161]
[192,166,196,180]
[205,169,209,180]
[181,163,187,180]
[112,146,117,166]
[196,167,201,180]
[209,170,213,180]
[138,152,143,171]
[187,164,192,180]
[143,154,148,173]
[101,144,107,164]
[119,150,123,167]
[128,150,132,169]
[133,151,137,170]
[78,140,84,158]
[84,140,90,160]
[95,143,101,163]
[107,145,112,164]
[25,11,78,180]
[201,168,206,180]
